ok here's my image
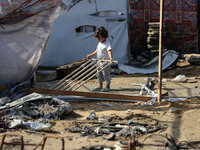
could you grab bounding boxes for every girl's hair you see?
[94,26,108,38]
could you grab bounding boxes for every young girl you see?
[86,26,113,92]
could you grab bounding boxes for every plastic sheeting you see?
[119,50,179,74]
[0,2,65,86]
[40,0,130,67]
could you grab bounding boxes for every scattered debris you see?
[172,75,187,82]
[169,106,178,113]
[142,133,198,149]
[96,103,115,106]
[125,109,133,114]
[131,77,157,97]
[137,97,157,107]
[81,145,115,150]
[28,122,53,131]
[21,97,72,120]
[86,110,97,120]
[9,119,29,129]
[98,116,111,123]
[184,54,200,65]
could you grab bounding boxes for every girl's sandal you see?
[101,87,110,92]
[92,87,102,91]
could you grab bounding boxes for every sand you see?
[1,59,200,150]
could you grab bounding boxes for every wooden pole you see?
[157,0,164,102]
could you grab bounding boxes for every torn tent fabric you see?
[0,0,81,87]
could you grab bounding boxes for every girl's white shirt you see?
[96,40,111,60]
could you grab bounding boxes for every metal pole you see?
[157,0,164,102]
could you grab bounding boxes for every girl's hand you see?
[86,54,90,59]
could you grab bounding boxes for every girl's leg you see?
[97,70,104,89]
[99,83,103,89]
[102,65,111,89]
[106,83,110,89]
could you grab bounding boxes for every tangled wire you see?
[142,133,199,150]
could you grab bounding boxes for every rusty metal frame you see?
[0,133,24,150]
[0,133,64,150]
[33,135,64,150]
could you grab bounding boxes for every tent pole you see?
[157,0,164,102]
[127,0,131,63]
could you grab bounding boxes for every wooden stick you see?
[72,61,113,91]
[62,61,102,91]
[66,61,108,91]
[91,58,118,64]
[54,60,97,90]
[50,59,92,90]
[52,59,118,91]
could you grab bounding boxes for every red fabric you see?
[0,0,62,24]
[129,0,197,53]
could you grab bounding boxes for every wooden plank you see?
[0,85,154,102]
[29,88,153,102]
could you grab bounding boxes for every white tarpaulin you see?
[39,0,130,67]
[119,50,179,74]
[0,2,65,86]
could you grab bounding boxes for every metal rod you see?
[33,135,64,150]
[0,133,24,150]
[50,59,92,90]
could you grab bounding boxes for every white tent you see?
[40,0,130,67]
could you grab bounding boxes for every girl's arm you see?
[86,50,97,59]
[108,50,113,62]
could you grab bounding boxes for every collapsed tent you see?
[39,0,130,67]
[119,50,179,74]
[0,0,81,86]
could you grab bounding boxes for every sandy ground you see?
[1,59,200,150]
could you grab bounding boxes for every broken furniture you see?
[50,58,118,91]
